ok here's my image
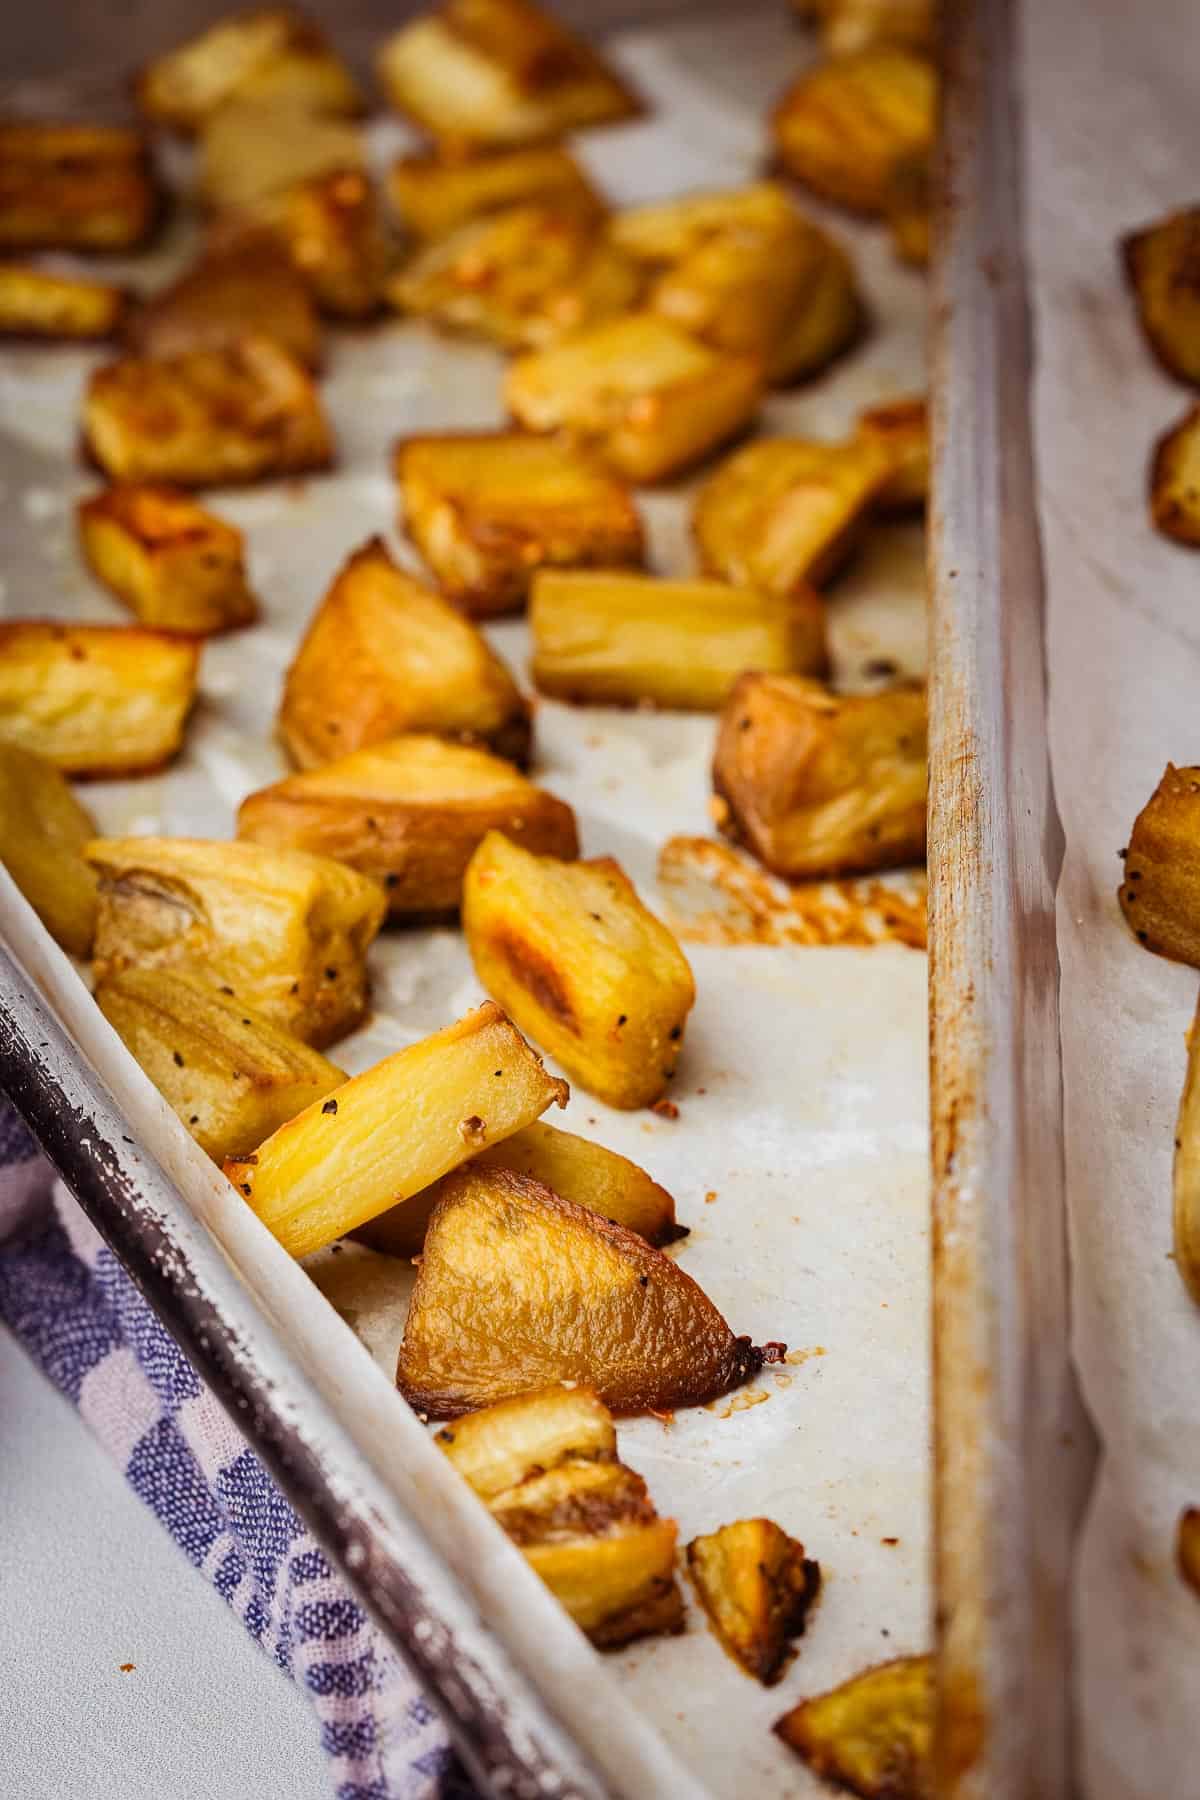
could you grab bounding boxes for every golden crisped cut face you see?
[856,395,928,511]
[0,622,199,779]
[237,733,578,917]
[395,1163,769,1417]
[437,1383,617,1498]
[135,8,362,131]
[0,122,161,251]
[1123,208,1200,386]
[1173,991,1200,1307]
[0,266,126,340]
[388,145,604,241]
[278,537,531,770]
[125,232,322,370]
[1151,405,1200,546]
[817,0,938,56]
[396,431,645,617]
[774,1654,934,1798]
[463,829,696,1110]
[505,311,764,485]
[771,48,937,216]
[261,170,387,320]
[0,742,98,957]
[197,96,366,214]
[376,0,639,149]
[686,1517,821,1684]
[1118,763,1200,966]
[77,483,257,636]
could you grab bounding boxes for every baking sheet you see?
[0,10,931,1794]
[1022,0,1200,1793]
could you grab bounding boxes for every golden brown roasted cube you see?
[1151,406,1200,546]
[817,0,937,55]
[237,734,578,918]
[135,8,361,132]
[97,967,346,1164]
[1122,208,1200,386]
[693,435,891,594]
[771,49,937,217]
[0,122,160,252]
[259,170,387,319]
[388,204,642,352]
[87,835,385,1049]
[396,432,645,618]
[0,743,98,956]
[1118,764,1200,964]
[124,232,321,369]
[197,95,365,212]
[1177,1507,1200,1595]
[0,623,199,779]
[887,148,932,266]
[278,537,531,770]
[713,674,927,879]
[857,396,929,511]
[506,313,763,484]
[376,0,639,149]
[83,334,333,488]
[1173,993,1200,1308]
[531,569,826,711]
[437,1386,684,1648]
[224,1000,567,1256]
[774,1654,934,1799]
[396,1164,769,1417]
[0,265,126,340]
[78,484,257,636]
[388,144,604,241]
[463,830,695,1110]
[686,1519,821,1685]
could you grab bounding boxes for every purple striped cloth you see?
[0,1107,472,1800]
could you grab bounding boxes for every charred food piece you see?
[686,1517,821,1684]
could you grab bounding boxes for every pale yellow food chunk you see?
[1118,764,1200,964]
[0,266,125,340]
[0,743,98,956]
[774,1654,934,1798]
[856,396,929,511]
[0,121,160,251]
[816,0,937,55]
[389,144,604,241]
[1152,405,1200,546]
[125,232,322,370]
[771,49,937,217]
[135,8,361,132]
[687,1518,821,1685]
[78,483,257,635]
[198,97,365,212]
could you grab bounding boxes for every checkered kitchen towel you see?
[0,1107,472,1800]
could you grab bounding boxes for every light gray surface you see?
[0,1326,330,1800]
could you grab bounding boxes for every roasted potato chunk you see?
[0,743,98,956]
[857,396,929,511]
[396,1164,769,1417]
[816,0,938,55]
[1173,992,1200,1307]
[1177,1507,1200,1596]
[713,674,927,879]
[87,836,385,1049]
[1122,208,1200,386]
[438,1386,684,1647]
[237,734,578,918]
[774,1654,934,1799]
[396,432,644,618]
[197,95,365,212]
[125,232,321,369]
[135,9,361,132]
[0,122,160,252]
[694,435,891,594]
[1151,405,1200,546]
[686,1518,821,1685]
[278,538,531,770]
[97,967,345,1164]
[531,570,826,711]
[83,334,333,488]
[389,145,603,241]
[886,148,931,266]
[377,0,639,149]
[0,623,198,779]
[463,830,695,1110]
[771,49,937,217]
[1118,764,1200,964]
[225,1001,566,1256]
[258,170,386,319]
[78,484,257,635]
[506,313,763,485]
[0,265,125,340]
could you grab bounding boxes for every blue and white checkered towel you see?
[0,1108,470,1800]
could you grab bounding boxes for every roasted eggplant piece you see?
[396,1163,769,1417]
[1122,208,1200,386]
[78,483,258,635]
[376,0,639,149]
[1151,405,1200,546]
[97,967,346,1164]
[712,674,927,879]
[1173,991,1200,1307]
[686,1518,821,1685]
[237,734,578,918]
[694,436,892,595]
[124,232,321,369]
[135,8,361,132]
[771,49,937,217]
[1118,764,1200,965]
[0,122,160,252]
[437,1385,684,1647]
[0,622,199,778]
[224,1000,567,1256]
[278,537,531,770]
[1177,1506,1200,1596]
[83,334,333,488]
[388,144,604,241]
[856,396,928,511]
[0,743,98,956]
[87,835,385,1049]
[774,1654,934,1799]
[531,569,826,710]
[0,265,126,340]
[463,830,695,1110]
[505,312,763,485]
[396,431,644,618]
